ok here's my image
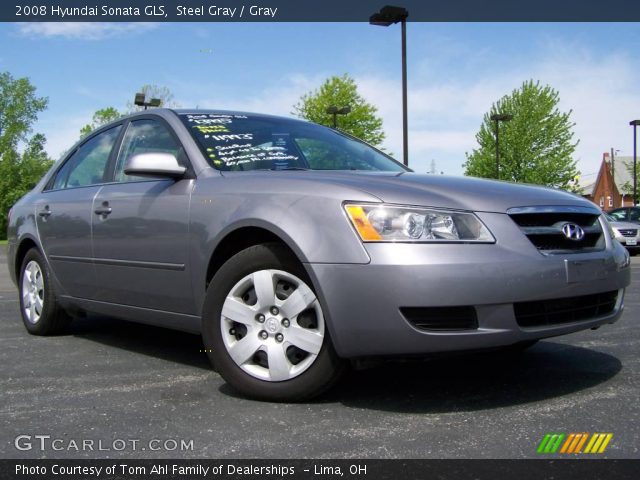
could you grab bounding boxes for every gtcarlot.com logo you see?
[537,433,613,454]
[14,435,194,452]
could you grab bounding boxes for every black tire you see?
[202,243,345,401]
[18,248,72,335]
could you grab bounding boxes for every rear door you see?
[91,117,195,314]
[35,125,122,298]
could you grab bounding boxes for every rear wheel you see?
[19,248,72,335]
[202,244,345,401]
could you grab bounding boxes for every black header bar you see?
[5,0,640,22]
[2,459,639,480]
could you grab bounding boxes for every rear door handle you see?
[94,202,112,216]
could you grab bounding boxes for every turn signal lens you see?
[344,205,382,241]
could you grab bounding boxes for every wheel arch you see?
[14,236,41,283]
[198,221,340,351]
[204,223,308,289]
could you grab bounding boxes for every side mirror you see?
[124,153,186,178]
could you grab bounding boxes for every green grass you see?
[0,240,8,245]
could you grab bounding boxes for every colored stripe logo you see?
[537,433,613,454]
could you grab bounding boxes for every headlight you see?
[344,203,495,242]
[601,215,619,240]
[612,228,624,240]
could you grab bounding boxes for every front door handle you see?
[38,206,52,217]
[94,202,112,216]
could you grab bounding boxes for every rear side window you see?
[114,119,182,182]
[51,126,121,190]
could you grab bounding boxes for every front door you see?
[91,118,194,314]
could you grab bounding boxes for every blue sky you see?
[1,22,640,179]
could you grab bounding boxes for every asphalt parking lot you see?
[1,247,638,459]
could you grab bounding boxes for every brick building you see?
[579,152,635,209]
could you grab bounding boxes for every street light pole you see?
[370,5,409,166]
[134,92,161,110]
[631,120,640,205]
[490,113,513,179]
[326,106,351,129]
[495,118,500,178]
[400,18,408,167]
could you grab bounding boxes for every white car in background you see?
[605,213,640,255]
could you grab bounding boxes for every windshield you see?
[179,113,407,172]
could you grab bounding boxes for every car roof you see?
[171,108,313,124]
[87,108,313,127]
[81,108,318,145]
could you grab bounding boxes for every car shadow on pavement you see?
[69,315,211,371]
[324,341,622,413]
[68,316,622,411]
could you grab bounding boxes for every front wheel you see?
[202,244,345,401]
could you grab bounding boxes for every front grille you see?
[401,306,478,331]
[618,229,637,237]
[508,208,604,254]
[514,291,618,328]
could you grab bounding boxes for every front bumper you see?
[617,237,640,251]
[306,212,631,359]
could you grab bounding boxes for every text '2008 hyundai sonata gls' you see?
[7,109,631,400]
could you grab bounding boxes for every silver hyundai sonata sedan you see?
[7,109,631,400]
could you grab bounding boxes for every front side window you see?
[51,126,121,189]
[180,113,407,172]
[114,119,182,182]
[630,209,640,222]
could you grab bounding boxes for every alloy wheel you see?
[21,260,44,324]
[220,269,325,382]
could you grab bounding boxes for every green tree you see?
[79,106,122,137]
[464,80,579,191]
[293,74,385,147]
[0,72,52,238]
[620,160,639,204]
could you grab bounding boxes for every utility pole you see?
[611,147,615,180]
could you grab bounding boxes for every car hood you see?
[609,220,638,230]
[222,170,598,214]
